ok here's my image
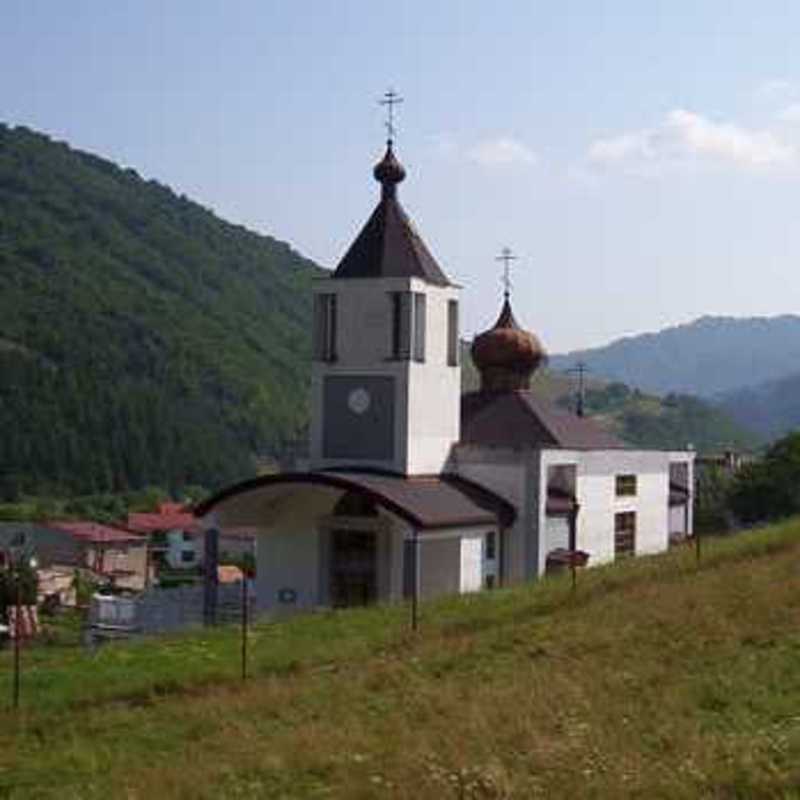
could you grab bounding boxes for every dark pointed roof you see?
[333,143,451,286]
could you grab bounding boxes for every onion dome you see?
[471,298,546,391]
[373,141,406,198]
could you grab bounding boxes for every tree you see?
[728,431,800,524]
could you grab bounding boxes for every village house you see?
[195,136,694,615]
[0,520,149,602]
[126,502,255,574]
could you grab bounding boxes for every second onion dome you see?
[471,297,546,392]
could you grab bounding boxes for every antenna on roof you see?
[566,361,589,417]
[495,247,517,300]
[379,88,404,146]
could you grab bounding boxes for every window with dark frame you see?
[485,531,496,560]
[447,299,459,366]
[614,511,636,558]
[313,293,337,362]
[180,550,195,563]
[412,292,426,362]
[615,474,637,497]
[389,291,426,361]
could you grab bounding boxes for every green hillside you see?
[2,520,799,797]
[0,124,321,498]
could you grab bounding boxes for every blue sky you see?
[4,1,800,351]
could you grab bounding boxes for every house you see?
[127,503,256,572]
[194,136,694,614]
[0,520,148,597]
[127,503,203,570]
[46,521,148,591]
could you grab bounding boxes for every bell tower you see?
[309,122,461,476]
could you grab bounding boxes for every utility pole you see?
[567,362,589,417]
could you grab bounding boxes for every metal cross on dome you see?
[379,89,404,143]
[496,247,517,299]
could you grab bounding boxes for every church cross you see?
[567,361,590,417]
[379,89,404,143]
[495,247,517,299]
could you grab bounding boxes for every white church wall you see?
[406,280,461,475]
[544,516,570,552]
[255,522,320,613]
[540,449,672,569]
[309,276,461,476]
[669,505,688,535]
[419,537,461,599]
[451,446,532,585]
[459,533,483,593]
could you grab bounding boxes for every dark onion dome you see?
[471,298,546,391]
[373,140,406,195]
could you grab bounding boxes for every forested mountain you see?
[0,124,321,499]
[551,315,800,398]
[718,371,800,439]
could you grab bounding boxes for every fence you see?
[89,582,252,640]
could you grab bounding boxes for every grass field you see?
[2,521,800,798]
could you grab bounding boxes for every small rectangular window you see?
[485,531,496,560]
[614,512,636,558]
[447,299,459,366]
[389,291,425,361]
[180,550,195,563]
[390,292,412,359]
[313,293,337,362]
[413,293,426,362]
[615,474,637,497]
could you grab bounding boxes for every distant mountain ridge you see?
[550,315,800,398]
[719,371,800,439]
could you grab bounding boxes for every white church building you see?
[195,138,694,613]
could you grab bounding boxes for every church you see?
[195,135,694,614]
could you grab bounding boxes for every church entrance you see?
[329,528,377,607]
[328,491,380,608]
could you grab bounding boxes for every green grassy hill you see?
[2,520,799,798]
[0,124,321,498]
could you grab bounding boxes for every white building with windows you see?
[196,139,694,614]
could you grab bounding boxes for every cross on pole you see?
[567,361,589,417]
[379,89,404,143]
[496,247,517,299]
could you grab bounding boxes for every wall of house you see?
[164,529,202,570]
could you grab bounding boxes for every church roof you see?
[332,143,451,286]
[460,390,626,450]
[195,470,515,530]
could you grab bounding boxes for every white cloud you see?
[587,109,796,175]
[467,137,538,168]
[754,79,795,101]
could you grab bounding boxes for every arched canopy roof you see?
[195,470,515,531]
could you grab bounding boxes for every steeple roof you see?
[333,142,451,286]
